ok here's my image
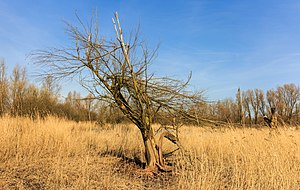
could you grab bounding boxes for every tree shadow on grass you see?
[98,149,146,169]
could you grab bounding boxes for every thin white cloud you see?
[0,1,63,77]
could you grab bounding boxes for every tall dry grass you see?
[0,116,299,189]
[177,127,300,189]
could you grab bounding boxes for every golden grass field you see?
[0,116,299,189]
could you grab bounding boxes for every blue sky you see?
[1,0,300,100]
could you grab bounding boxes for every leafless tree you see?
[249,89,262,124]
[266,89,276,109]
[277,84,300,123]
[236,87,245,126]
[267,84,300,124]
[215,99,237,123]
[23,84,40,117]
[41,74,61,97]
[243,90,252,125]
[83,93,95,121]
[10,65,27,116]
[258,89,266,116]
[0,59,9,116]
[32,13,202,172]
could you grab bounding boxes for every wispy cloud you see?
[0,1,63,77]
[153,43,300,100]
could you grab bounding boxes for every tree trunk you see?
[143,131,159,170]
[140,124,174,172]
[141,122,161,169]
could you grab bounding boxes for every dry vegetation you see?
[0,116,299,189]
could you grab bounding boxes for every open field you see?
[0,116,299,189]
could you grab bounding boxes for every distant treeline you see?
[0,60,127,123]
[1,60,299,126]
[190,84,300,126]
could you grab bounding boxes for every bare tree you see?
[10,65,27,116]
[243,90,252,125]
[267,84,300,124]
[249,89,261,124]
[41,74,61,97]
[83,93,95,121]
[215,99,237,123]
[277,84,300,123]
[266,89,277,117]
[236,87,245,126]
[258,89,266,116]
[0,59,9,116]
[23,84,40,118]
[275,87,287,119]
[32,13,202,172]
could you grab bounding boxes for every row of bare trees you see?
[0,60,100,121]
[191,84,300,126]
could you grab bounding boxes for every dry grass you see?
[0,116,299,189]
[177,126,300,189]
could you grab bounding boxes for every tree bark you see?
[140,124,160,172]
[140,124,175,172]
[143,132,159,170]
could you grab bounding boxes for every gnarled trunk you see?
[140,123,175,172]
[143,132,159,170]
[140,123,159,171]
